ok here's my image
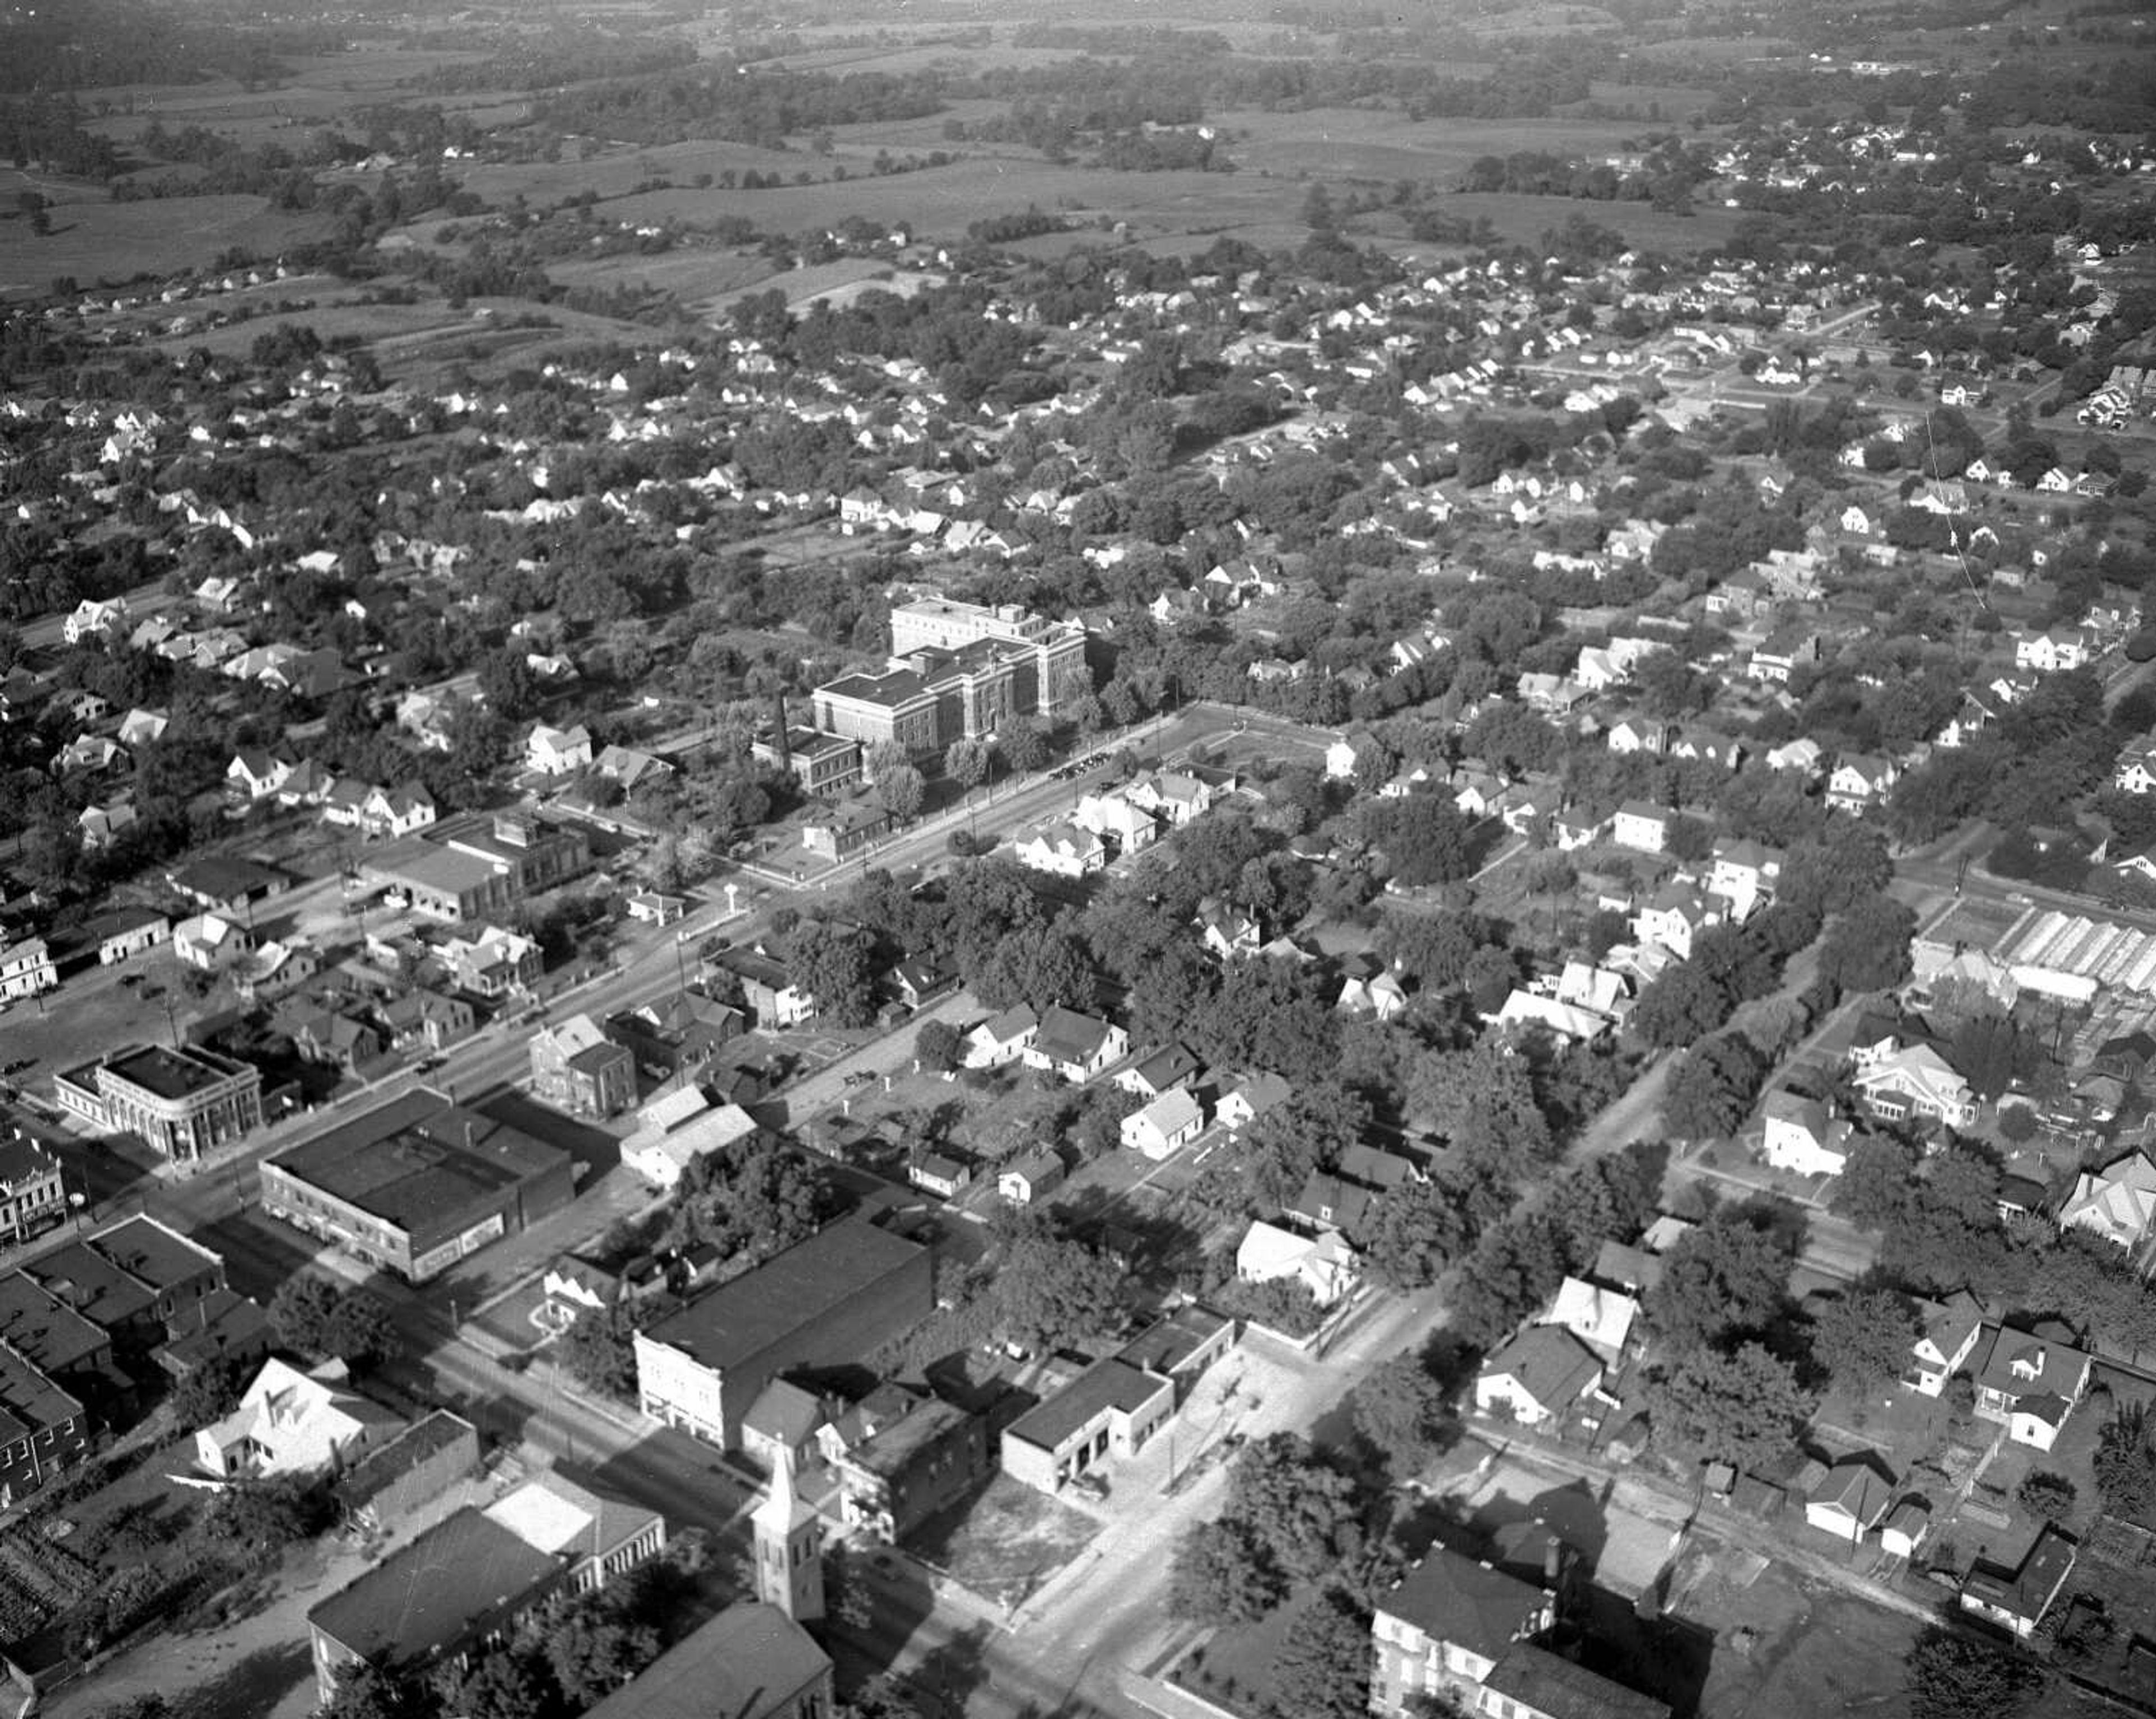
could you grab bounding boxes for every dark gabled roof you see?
[1481,1324,1601,1411]
[1033,1005,1113,1063]
[307,1506,562,1663]
[578,1602,830,1719]
[1482,1643,1671,1719]
[1376,1546,1547,1658]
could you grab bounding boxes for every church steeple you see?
[751,1441,824,1622]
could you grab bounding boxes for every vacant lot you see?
[913,1474,1099,1608]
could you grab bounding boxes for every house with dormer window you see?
[1972,1323,2091,1451]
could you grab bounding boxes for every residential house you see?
[962,1004,1038,1069]
[526,724,595,776]
[1760,1091,1854,1177]
[1960,1525,2076,1641]
[906,1151,972,1200]
[438,925,542,997]
[226,749,294,802]
[197,1356,406,1479]
[1216,1072,1292,1134]
[2014,625,2095,674]
[2058,1150,2156,1253]
[1121,1089,1205,1160]
[1805,1453,1895,1544]
[997,1149,1066,1207]
[1972,1324,2090,1451]
[1014,821,1107,878]
[1535,1277,1638,1370]
[2116,735,2156,796]
[1611,801,1671,853]
[620,1099,759,1194]
[1198,900,1261,960]
[1113,1043,1200,1101]
[529,1016,637,1119]
[1473,1326,1603,1429]
[0,936,58,1000]
[1236,1220,1358,1308]
[1123,772,1217,827]
[1072,792,1159,852]
[709,946,815,1030]
[1367,1546,1555,1716]
[1904,1291,1985,1396]
[1023,1007,1129,1083]
[1853,1045,1978,1128]
[171,913,255,973]
[1826,754,1898,814]
[1473,1646,1670,1719]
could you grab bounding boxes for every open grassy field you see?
[455,139,842,208]
[0,176,329,298]
[1414,190,1747,252]
[1222,107,1662,187]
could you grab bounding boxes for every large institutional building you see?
[807,596,1088,760]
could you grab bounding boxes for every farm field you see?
[1422,190,1747,251]
[0,179,328,298]
[1221,107,1659,185]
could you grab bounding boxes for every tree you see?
[1642,1342,1814,1469]
[268,1273,338,1355]
[2016,1470,2076,1522]
[1169,1519,1284,1623]
[944,738,992,793]
[1903,1624,2043,1719]
[1545,1141,1668,1261]
[1630,962,1732,1049]
[436,1647,553,1719]
[319,1659,430,1719]
[1450,1214,1569,1348]
[1364,1178,1473,1291]
[1225,1434,1361,1580]
[322,1294,396,1374]
[1367,795,1479,886]
[1646,1204,1798,1353]
[166,1354,246,1429]
[542,1599,660,1707]
[557,1306,638,1400]
[2094,1403,2156,1523]
[1000,723,1049,774]
[914,1018,962,1072]
[789,918,876,1026]
[1817,894,1917,995]
[1833,1132,1917,1230]
[1352,1354,1453,1475]
[993,1222,1124,1354]
[92,1698,171,1719]
[1808,1288,1921,1392]
[1270,1586,1372,1719]
[878,762,925,821]
[1661,1031,1767,1140]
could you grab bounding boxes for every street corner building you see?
[258,1087,577,1283]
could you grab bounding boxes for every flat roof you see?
[92,1214,221,1290]
[580,1602,829,1719]
[0,1273,108,1374]
[308,1506,562,1663]
[0,1339,82,1439]
[102,1044,247,1102]
[25,1241,153,1328]
[848,1395,973,1480]
[367,842,502,897]
[642,1220,926,1375]
[335,1410,479,1510]
[267,1089,570,1249]
[1006,1357,1168,1452]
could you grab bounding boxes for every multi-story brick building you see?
[0,1139,67,1247]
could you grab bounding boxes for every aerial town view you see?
[1,0,2155,1717]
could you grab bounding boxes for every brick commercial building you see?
[0,1139,67,1248]
[363,809,592,923]
[261,1089,577,1283]
[634,1220,932,1450]
[53,1044,263,1162]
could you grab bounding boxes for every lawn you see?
[910,1474,1099,1608]
[1173,1584,1323,1719]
